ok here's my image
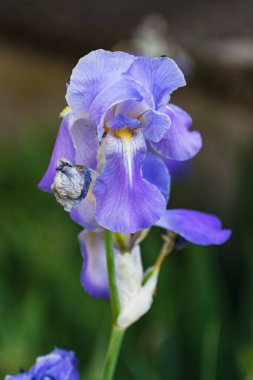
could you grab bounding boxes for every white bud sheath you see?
[116,246,158,329]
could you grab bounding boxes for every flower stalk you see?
[104,229,121,323]
[103,229,124,380]
[102,325,125,380]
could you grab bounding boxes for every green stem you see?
[102,325,125,380]
[103,230,125,380]
[104,229,121,323]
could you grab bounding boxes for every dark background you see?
[0,1,253,379]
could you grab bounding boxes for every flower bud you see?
[116,246,158,329]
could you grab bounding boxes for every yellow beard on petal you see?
[59,106,71,118]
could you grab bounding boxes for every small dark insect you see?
[160,55,167,57]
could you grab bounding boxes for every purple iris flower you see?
[38,50,202,233]
[5,348,79,380]
[78,209,231,298]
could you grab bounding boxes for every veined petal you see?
[70,198,98,230]
[38,117,75,193]
[156,209,232,245]
[66,50,136,115]
[70,117,98,169]
[78,230,111,298]
[151,104,202,161]
[142,153,170,202]
[123,56,186,110]
[141,109,171,142]
[93,130,166,233]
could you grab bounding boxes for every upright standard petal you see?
[38,117,75,193]
[66,50,136,115]
[79,230,112,298]
[93,131,166,233]
[156,209,232,245]
[123,56,186,110]
[142,153,171,202]
[151,104,202,161]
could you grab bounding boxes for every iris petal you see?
[106,114,140,130]
[123,56,186,109]
[66,49,136,114]
[70,198,98,230]
[38,115,99,193]
[6,349,79,380]
[89,79,142,140]
[151,104,202,161]
[70,118,98,169]
[141,109,171,142]
[78,230,112,298]
[115,99,149,119]
[38,117,75,193]
[93,131,166,233]
[142,153,170,202]
[156,209,232,245]
[66,49,142,139]
[30,348,78,380]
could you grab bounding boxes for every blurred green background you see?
[0,2,253,379]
